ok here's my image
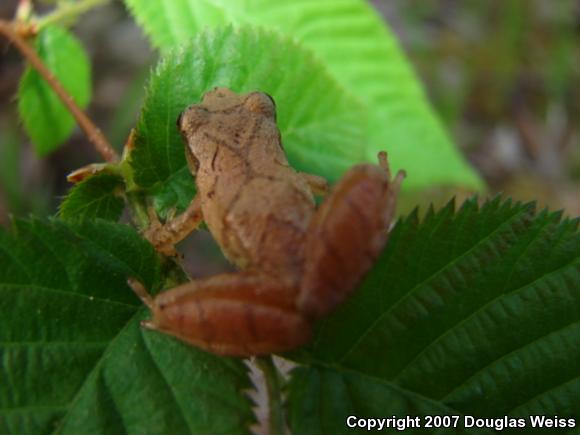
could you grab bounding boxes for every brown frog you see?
[130,88,405,357]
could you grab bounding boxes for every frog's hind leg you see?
[127,278,159,330]
[133,272,311,357]
[377,151,406,231]
[297,152,405,319]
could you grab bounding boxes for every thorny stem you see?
[0,19,119,162]
[256,356,287,435]
[37,0,111,30]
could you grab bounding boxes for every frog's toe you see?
[141,320,157,330]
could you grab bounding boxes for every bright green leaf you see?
[0,219,255,434]
[18,25,91,154]
[287,198,580,428]
[59,173,125,221]
[130,25,366,210]
[124,0,483,190]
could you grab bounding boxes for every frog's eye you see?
[263,93,276,109]
[244,92,276,120]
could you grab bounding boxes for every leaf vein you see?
[338,206,528,364]
[394,214,559,381]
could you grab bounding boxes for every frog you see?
[130,87,405,357]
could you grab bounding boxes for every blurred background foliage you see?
[376,0,579,214]
[1,0,578,227]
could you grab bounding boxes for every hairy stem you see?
[256,356,287,435]
[37,0,111,29]
[0,19,119,162]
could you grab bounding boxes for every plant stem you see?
[0,19,119,162]
[37,0,111,30]
[256,356,286,435]
[128,192,151,230]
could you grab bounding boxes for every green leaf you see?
[0,219,254,434]
[287,367,492,435]
[150,166,196,219]
[130,25,366,210]
[124,0,483,190]
[18,25,91,154]
[287,198,580,430]
[59,173,125,221]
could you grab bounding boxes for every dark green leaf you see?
[59,173,125,221]
[287,366,492,435]
[17,25,91,154]
[0,219,254,434]
[287,198,580,430]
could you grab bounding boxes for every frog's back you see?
[227,175,314,275]
[197,144,315,276]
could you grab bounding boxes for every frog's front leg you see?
[297,152,405,318]
[129,272,311,357]
[143,195,203,256]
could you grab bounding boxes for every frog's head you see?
[177,88,277,139]
[177,88,278,173]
